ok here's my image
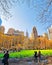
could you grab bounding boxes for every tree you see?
[0,0,52,23]
[0,0,18,19]
[40,0,52,28]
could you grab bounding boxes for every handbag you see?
[2,58,5,63]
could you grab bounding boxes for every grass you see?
[0,50,52,58]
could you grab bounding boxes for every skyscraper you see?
[0,26,5,34]
[26,30,29,37]
[14,30,24,36]
[6,28,24,36]
[43,33,48,39]
[31,26,38,39]
[7,28,15,35]
[48,25,52,40]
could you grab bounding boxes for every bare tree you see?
[40,0,52,23]
[0,0,52,26]
[0,0,19,20]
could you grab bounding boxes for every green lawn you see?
[0,50,52,58]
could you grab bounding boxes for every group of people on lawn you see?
[34,51,41,62]
[2,50,41,65]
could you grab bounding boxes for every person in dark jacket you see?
[38,51,41,62]
[34,51,38,62]
[3,50,9,65]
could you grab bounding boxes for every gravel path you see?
[0,56,52,65]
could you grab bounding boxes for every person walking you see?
[3,50,9,65]
[38,51,41,62]
[34,51,38,62]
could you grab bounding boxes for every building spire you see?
[26,30,29,37]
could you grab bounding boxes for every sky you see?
[0,18,2,25]
[0,0,52,36]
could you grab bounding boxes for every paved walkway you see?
[0,61,46,65]
[0,56,52,65]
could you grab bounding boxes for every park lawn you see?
[0,50,52,58]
